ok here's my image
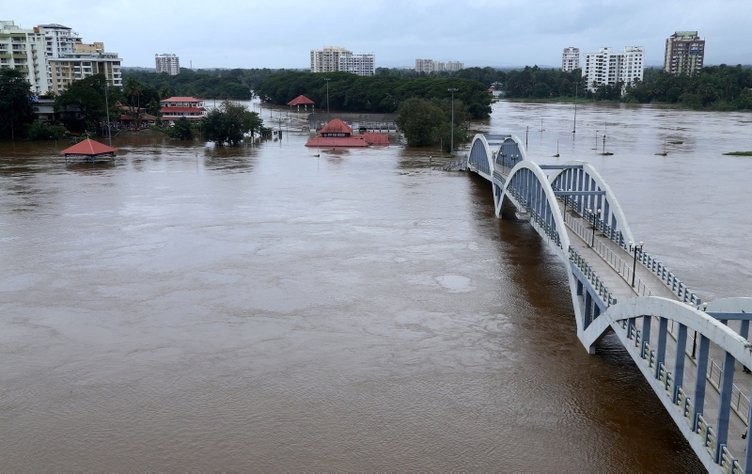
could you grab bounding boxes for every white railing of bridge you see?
[564,213,654,298]
[568,247,618,307]
[561,200,702,307]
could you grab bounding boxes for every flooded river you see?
[1,100,749,471]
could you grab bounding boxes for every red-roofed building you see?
[287,95,315,112]
[305,118,390,148]
[160,96,206,123]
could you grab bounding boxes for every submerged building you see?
[305,118,389,147]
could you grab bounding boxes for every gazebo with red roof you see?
[287,94,315,112]
[60,138,117,160]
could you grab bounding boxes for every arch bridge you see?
[466,133,752,473]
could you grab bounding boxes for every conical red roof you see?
[60,138,117,156]
[319,118,352,134]
[287,94,315,106]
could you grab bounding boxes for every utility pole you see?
[448,88,458,155]
[324,78,331,114]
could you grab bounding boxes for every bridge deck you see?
[559,198,752,465]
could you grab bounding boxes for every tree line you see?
[481,64,752,109]
[3,63,750,144]
[253,71,492,119]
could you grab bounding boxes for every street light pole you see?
[448,88,458,155]
[104,80,111,146]
[324,78,330,114]
[572,83,578,134]
[629,240,644,287]
[588,208,601,247]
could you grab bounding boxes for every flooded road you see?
[0,101,749,471]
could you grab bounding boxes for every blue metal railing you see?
[568,247,618,307]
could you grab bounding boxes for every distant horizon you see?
[6,0,750,71]
[120,62,750,72]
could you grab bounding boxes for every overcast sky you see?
[5,0,751,70]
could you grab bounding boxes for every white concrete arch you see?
[583,296,752,367]
[466,134,494,179]
[550,161,635,245]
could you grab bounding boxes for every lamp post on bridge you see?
[587,208,601,247]
[562,189,574,223]
[448,88,458,155]
[629,240,644,288]
[691,303,707,359]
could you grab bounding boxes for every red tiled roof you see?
[305,136,369,147]
[319,118,352,135]
[287,94,315,106]
[60,138,116,156]
[363,132,390,146]
[160,107,206,114]
[161,96,203,103]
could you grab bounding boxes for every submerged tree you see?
[0,68,35,140]
[55,74,117,135]
[166,117,195,140]
[201,100,263,146]
[397,97,468,151]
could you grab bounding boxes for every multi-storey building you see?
[36,23,122,92]
[414,58,464,74]
[155,53,180,75]
[0,20,49,95]
[664,31,705,76]
[415,58,435,74]
[35,23,79,59]
[443,61,464,72]
[339,53,374,76]
[561,47,580,72]
[47,48,122,94]
[159,96,206,122]
[310,46,375,76]
[583,46,644,93]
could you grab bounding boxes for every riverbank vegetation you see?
[489,64,752,110]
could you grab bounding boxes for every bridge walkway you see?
[559,199,752,466]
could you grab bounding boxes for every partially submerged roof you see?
[60,138,117,157]
[305,119,390,147]
[319,118,353,135]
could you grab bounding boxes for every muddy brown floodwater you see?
[1,100,749,471]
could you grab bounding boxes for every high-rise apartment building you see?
[338,53,374,76]
[155,53,180,75]
[583,46,644,93]
[664,31,705,76]
[310,46,374,76]
[34,23,122,93]
[415,58,464,74]
[415,58,434,74]
[561,47,580,72]
[35,23,79,59]
[0,20,49,95]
